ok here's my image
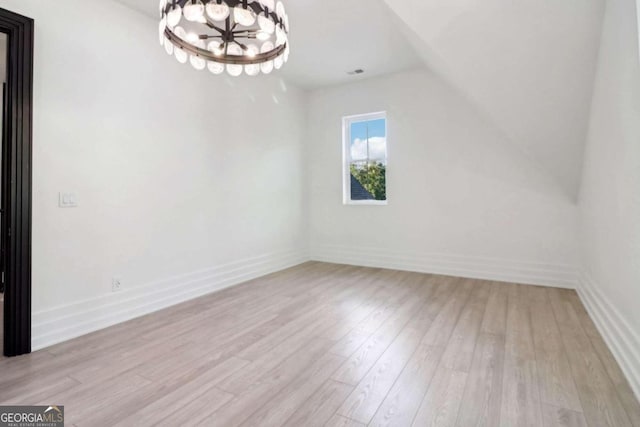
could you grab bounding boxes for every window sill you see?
[344,200,388,206]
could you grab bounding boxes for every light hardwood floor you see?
[1,262,639,426]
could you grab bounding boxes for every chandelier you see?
[159,0,290,76]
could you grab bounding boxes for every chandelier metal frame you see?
[160,0,289,69]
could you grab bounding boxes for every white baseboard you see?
[311,245,578,289]
[32,248,310,351]
[578,272,640,401]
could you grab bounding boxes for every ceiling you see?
[113,0,423,89]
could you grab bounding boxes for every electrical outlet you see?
[112,277,122,292]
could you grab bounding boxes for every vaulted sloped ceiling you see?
[383,0,605,198]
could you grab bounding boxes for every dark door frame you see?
[0,7,34,357]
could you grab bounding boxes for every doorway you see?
[0,32,6,355]
[0,7,34,357]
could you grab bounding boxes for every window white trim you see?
[347,200,389,206]
[342,111,388,206]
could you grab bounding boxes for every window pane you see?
[344,114,387,203]
[350,165,376,201]
[366,118,387,162]
[366,118,386,137]
[350,161,386,201]
[350,118,387,162]
[350,120,369,161]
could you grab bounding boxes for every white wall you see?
[307,69,579,288]
[0,0,308,349]
[577,0,640,398]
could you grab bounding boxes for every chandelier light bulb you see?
[208,41,224,56]
[173,26,189,63]
[258,0,275,11]
[174,26,187,40]
[261,41,274,54]
[190,40,207,70]
[261,60,274,75]
[246,44,259,56]
[161,0,290,77]
[208,61,225,74]
[228,43,242,56]
[274,54,284,69]
[226,44,244,76]
[183,1,205,22]
[166,5,182,28]
[262,40,274,49]
[275,26,286,46]
[186,32,199,43]
[227,64,244,77]
[258,15,275,34]
[175,47,188,64]
[205,2,230,21]
[190,55,206,70]
[260,41,275,74]
[245,44,260,76]
[256,31,270,41]
[164,37,174,55]
[234,6,256,26]
[245,66,260,76]
[159,17,167,45]
[159,0,167,16]
[275,1,286,19]
[246,63,260,76]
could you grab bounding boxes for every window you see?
[343,112,388,205]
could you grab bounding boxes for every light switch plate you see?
[112,277,122,292]
[59,192,78,208]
